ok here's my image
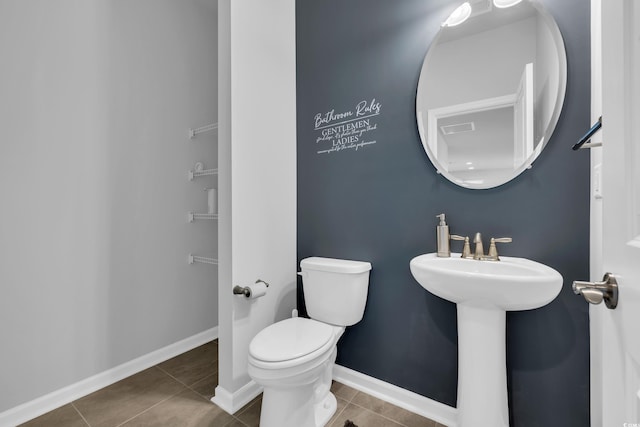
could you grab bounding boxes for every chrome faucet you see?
[451,233,512,261]
[473,233,484,260]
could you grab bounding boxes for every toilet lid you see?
[249,317,334,363]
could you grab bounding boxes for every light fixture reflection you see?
[442,2,472,27]
[493,0,523,8]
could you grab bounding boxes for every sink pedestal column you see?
[457,304,509,427]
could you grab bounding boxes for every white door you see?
[586,0,640,425]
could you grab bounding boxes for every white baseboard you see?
[332,364,458,427]
[211,380,262,415]
[0,327,218,427]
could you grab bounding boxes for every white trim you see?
[426,94,517,156]
[0,327,218,427]
[211,381,263,415]
[333,364,458,427]
[429,93,518,120]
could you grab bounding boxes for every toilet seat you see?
[249,317,336,370]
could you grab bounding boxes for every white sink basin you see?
[410,253,563,310]
[410,252,563,427]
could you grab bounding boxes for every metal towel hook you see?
[572,116,602,150]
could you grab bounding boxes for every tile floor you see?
[20,341,446,427]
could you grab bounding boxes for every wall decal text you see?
[313,98,382,154]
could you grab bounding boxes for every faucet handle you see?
[488,237,512,260]
[492,237,512,243]
[451,235,472,258]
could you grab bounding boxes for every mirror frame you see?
[416,0,567,189]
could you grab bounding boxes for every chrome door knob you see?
[572,272,619,309]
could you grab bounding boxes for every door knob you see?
[572,272,618,309]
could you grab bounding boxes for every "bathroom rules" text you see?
[313,99,382,155]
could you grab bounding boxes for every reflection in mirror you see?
[416,0,566,189]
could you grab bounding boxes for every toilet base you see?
[314,391,337,427]
[255,346,338,427]
[259,387,337,427]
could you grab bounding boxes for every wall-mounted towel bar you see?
[188,122,218,139]
[187,212,218,222]
[188,254,218,265]
[572,116,602,150]
[189,168,218,181]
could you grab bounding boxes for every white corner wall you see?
[214,0,297,413]
[0,0,218,419]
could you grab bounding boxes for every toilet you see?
[247,256,372,427]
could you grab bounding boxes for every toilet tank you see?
[299,257,372,326]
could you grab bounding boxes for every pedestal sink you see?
[410,253,563,427]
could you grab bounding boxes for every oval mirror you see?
[416,0,567,189]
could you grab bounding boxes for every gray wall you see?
[0,1,218,413]
[296,0,591,426]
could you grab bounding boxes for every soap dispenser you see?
[436,213,450,257]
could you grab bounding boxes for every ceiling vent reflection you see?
[440,122,476,135]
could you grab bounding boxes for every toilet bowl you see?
[247,257,371,427]
[248,317,344,427]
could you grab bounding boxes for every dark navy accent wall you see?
[296,1,590,426]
